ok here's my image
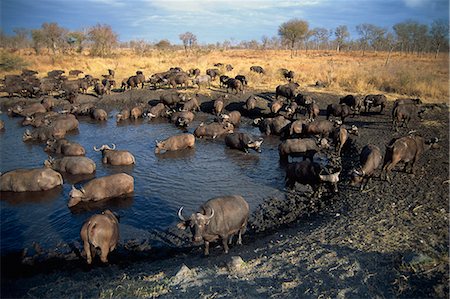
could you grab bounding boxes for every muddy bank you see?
[1,87,448,298]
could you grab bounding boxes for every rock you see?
[227,256,245,272]
[171,264,195,285]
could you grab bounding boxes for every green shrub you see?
[0,51,29,71]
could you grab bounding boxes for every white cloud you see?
[87,0,126,7]
[402,0,429,8]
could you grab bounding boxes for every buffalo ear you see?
[177,221,188,230]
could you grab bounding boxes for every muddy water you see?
[0,112,285,253]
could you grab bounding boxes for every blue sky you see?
[1,0,448,44]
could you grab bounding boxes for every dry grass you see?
[1,49,448,103]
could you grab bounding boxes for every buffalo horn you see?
[111,143,116,150]
[178,207,187,221]
[207,208,215,219]
[93,145,102,151]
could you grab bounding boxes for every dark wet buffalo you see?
[392,102,422,131]
[381,135,439,182]
[177,195,250,256]
[285,160,341,196]
[350,144,383,190]
[219,75,230,88]
[225,78,244,94]
[326,103,352,122]
[206,69,220,81]
[255,116,291,136]
[160,93,186,108]
[278,138,320,161]
[225,133,263,153]
[339,94,363,113]
[364,94,387,113]
[303,119,341,138]
[250,66,265,74]
[235,75,248,86]
[220,110,241,127]
[275,82,299,101]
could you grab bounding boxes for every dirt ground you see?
[1,85,449,298]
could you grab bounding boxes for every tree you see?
[66,31,86,53]
[393,20,428,55]
[334,25,349,52]
[356,24,387,55]
[154,39,171,50]
[41,22,67,54]
[278,18,309,58]
[179,32,197,55]
[31,29,45,54]
[311,27,329,50]
[430,19,449,58]
[87,24,118,57]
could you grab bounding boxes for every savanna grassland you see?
[1,48,448,103]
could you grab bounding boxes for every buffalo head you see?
[247,138,264,153]
[68,185,86,207]
[177,207,215,243]
[93,143,116,152]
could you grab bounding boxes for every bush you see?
[0,51,29,71]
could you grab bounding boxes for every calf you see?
[350,144,382,190]
[80,210,120,264]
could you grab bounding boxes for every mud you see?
[1,86,448,298]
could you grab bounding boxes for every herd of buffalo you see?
[0,64,439,264]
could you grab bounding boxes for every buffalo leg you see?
[99,245,109,263]
[84,242,93,264]
[222,236,229,254]
[228,235,234,245]
[204,241,210,256]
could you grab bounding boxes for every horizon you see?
[1,0,449,44]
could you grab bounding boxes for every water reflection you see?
[0,186,63,205]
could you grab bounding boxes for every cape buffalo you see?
[276,82,299,101]
[278,138,320,161]
[177,195,249,256]
[1,168,63,192]
[350,144,383,190]
[80,209,119,264]
[68,173,134,207]
[225,133,263,153]
[364,94,386,113]
[285,160,341,196]
[381,135,438,182]
[194,122,234,139]
[155,134,195,154]
[44,156,96,175]
[94,144,135,165]
[45,139,85,156]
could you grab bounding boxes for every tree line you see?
[0,18,448,58]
